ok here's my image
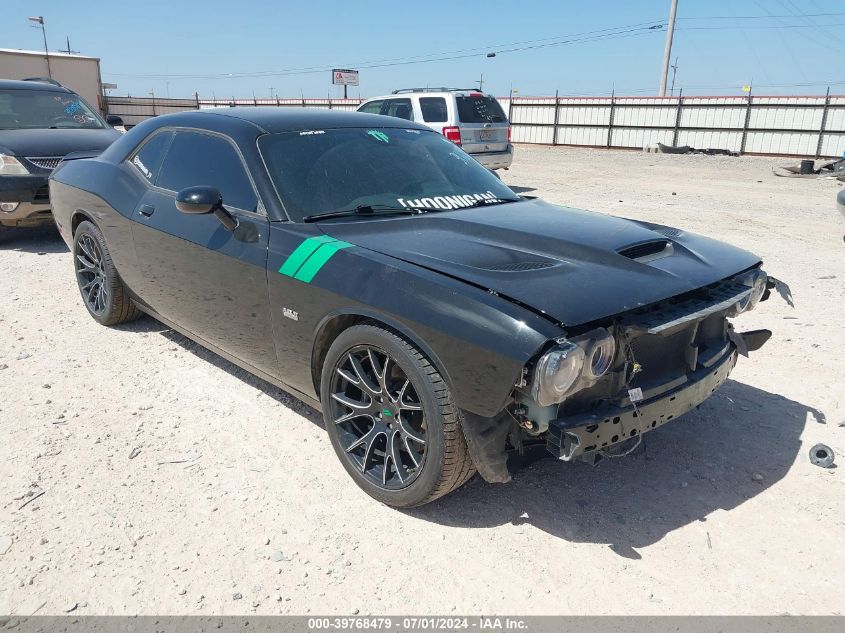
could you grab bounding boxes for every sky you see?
[1,0,844,100]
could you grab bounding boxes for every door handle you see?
[138,204,155,218]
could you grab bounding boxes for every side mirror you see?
[106,114,124,127]
[176,186,221,214]
[175,186,238,231]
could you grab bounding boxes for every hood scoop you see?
[618,239,673,262]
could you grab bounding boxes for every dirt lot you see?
[1,146,843,616]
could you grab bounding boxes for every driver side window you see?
[156,131,258,213]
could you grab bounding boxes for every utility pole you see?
[476,73,484,91]
[658,0,679,96]
[28,16,51,78]
[669,57,679,96]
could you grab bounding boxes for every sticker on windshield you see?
[449,150,471,164]
[398,191,498,211]
[367,130,390,143]
[299,129,325,136]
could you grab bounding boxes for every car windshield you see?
[0,88,105,130]
[259,127,518,222]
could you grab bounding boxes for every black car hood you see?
[321,199,761,327]
[0,127,120,157]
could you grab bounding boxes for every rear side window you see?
[383,99,413,121]
[130,131,172,183]
[419,97,448,123]
[157,131,257,212]
[456,96,507,123]
[358,100,383,114]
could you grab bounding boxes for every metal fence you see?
[105,96,364,126]
[106,93,845,158]
[500,92,845,158]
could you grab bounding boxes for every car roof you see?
[190,107,434,134]
[0,78,73,92]
[363,90,490,101]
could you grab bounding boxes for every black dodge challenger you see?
[49,108,777,507]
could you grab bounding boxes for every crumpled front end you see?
[507,269,781,467]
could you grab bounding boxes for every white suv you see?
[356,88,513,170]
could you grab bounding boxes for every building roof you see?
[0,48,100,61]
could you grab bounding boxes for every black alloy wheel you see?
[75,232,109,316]
[329,344,428,489]
[321,325,475,507]
[72,220,143,326]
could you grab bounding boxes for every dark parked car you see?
[0,78,121,239]
[49,108,779,507]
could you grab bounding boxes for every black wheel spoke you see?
[331,391,370,411]
[330,344,428,491]
[75,233,109,316]
[398,413,426,445]
[350,353,381,396]
[78,237,97,263]
[397,379,423,411]
[385,431,406,485]
[401,435,421,468]
[76,254,97,273]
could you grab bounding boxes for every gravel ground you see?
[0,145,843,616]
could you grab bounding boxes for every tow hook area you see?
[728,328,772,357]
[547,349,737,462]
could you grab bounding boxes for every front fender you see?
[267,223,563,418]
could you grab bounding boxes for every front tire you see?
[73,220,143,326]
[321,325,475,507]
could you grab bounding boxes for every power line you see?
[105,22,665,80]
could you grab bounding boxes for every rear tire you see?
[73,220,143,326]
[321,324,475,507]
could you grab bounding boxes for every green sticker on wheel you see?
[278,236,353,283]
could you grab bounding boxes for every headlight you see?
[0,154,28,175]
[730,269,768,316]
[531,342,585,406]
[583,330,616,380]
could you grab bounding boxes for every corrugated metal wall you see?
[503,94,845,158]
[107,94,845,158]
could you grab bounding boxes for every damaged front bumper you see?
[546,333,763,462]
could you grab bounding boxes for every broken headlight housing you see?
[531,328,617,407]
[729,269,768,316]
[0,154,29,175]
[531,342,585,407]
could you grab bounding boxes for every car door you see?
[128,129,277,376]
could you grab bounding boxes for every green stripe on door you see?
[278,236,353,283]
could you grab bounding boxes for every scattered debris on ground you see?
[774,158,845,180]
[809,444,836,469]
[655,143,738,156]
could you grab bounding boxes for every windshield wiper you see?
[302,204,420,223]
[465,197,521,208]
